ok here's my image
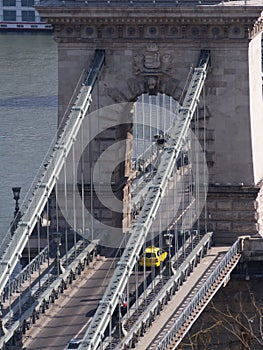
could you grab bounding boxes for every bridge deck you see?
[22,256,113,350]
[134,245,230,350]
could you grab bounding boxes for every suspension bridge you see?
[0,48,248,350]
[0,1,263,349]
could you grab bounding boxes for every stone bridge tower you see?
[37,0,263,245]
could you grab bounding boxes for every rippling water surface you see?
[0,34,58,238]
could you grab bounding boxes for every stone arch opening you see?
[131,92,180,166]
[129,91,209,244]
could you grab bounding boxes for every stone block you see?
[232,221,257,233]
[213,211,239,221]
[238,211,256,222]
[215,221,232,231]
[216,200,232,210]
[232,200,255,211]
[223,68,236,75]
[212,231,240,245]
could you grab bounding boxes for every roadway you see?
[22,257,117,350]
[21,236,210,350]
[21,254,154,350]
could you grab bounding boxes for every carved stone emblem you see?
[133,43,173,75]
[144,43,160,69]
[133,54,144,75]
[131,43,176,97]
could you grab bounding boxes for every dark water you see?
[0,33,58,238]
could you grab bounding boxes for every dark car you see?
[65,338,82,349]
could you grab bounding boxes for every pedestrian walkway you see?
[135,246,230,349]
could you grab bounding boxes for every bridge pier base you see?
[203,184,260,245]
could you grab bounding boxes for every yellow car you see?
[139,246,168,268]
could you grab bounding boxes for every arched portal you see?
[131,93,208,242]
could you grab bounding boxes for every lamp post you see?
[41,214,51,228]
[163,231,174,276]
[52,232,64,276]
[41,197,51,228]
[11,187,21,235]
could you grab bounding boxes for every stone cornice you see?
[39,15,259,25]
[208,184,260,197]
[36,4,262,23]
[249,14,263,38]
[36,4,263,41]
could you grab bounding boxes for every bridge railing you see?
[155,237,242,350]
[2,246,49,303]
[0,240,98,350]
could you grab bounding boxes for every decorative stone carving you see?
[144,44,160,69]
[133,54,144,75]
[66,27,74,34]
[86,27,94,36]
[250,16,263,38]
[162,54,173,73]
[131,44,177,96]
[160,77,181,100]
[146,76,158,95]
[127,77,145,97]
[133,43,174,76]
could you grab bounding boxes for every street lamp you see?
[11,187,21,235]
[163,231,174,276]
[41,213,51,228]
[52,232,64,276]
[41,197,51,228]
[12,187,21,213]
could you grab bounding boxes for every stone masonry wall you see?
[202,185,259,245]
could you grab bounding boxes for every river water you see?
[0,33,58,239]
